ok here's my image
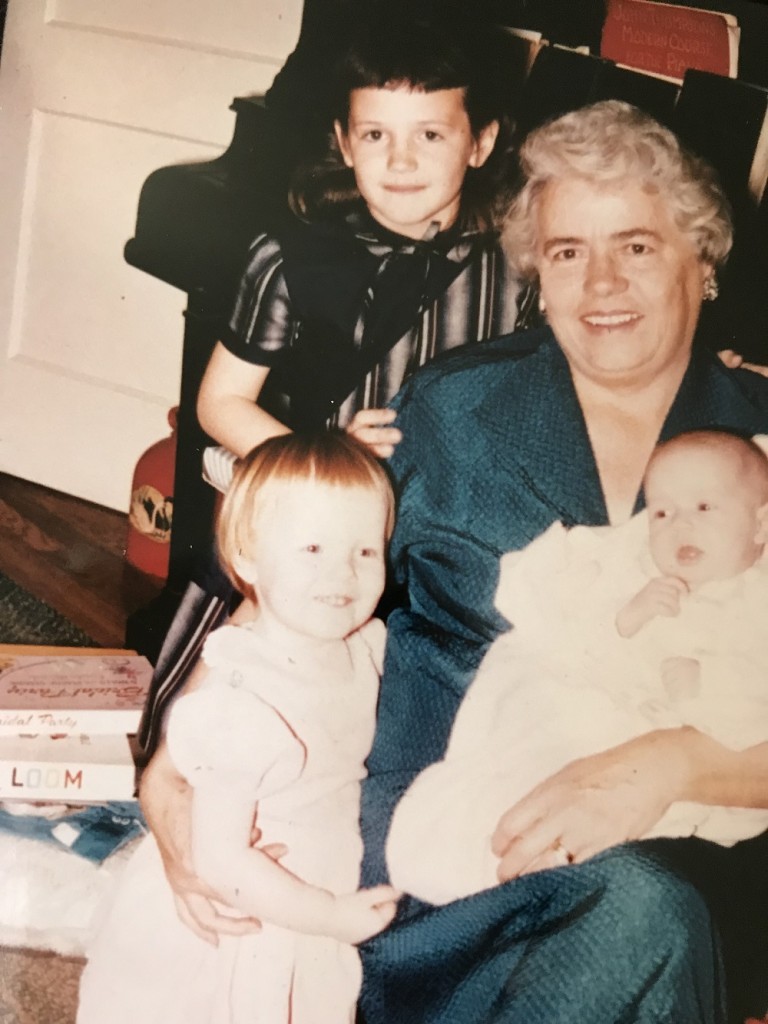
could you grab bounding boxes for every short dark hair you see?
[332,3,505,135]
[290,3,517,232]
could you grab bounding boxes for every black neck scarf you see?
[273,206,486,429]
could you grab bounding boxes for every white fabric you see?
[0,831,135,955]
[202,445,237,495]
[78,619,384,1024]
[387,515,768,907]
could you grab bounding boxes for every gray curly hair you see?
[504,100,733,279]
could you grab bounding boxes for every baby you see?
[617,430,768,697]
[387,430,768,907]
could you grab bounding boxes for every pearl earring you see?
[703,276,719,302]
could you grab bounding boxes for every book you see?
[0,733,137,801]
[0,650,152,736]
[674,69,768,203]
[516,45,612,137]
[671,69,768,363]
[593,60,678,126]
[500,27,544,76]
[601,0,740,83]
[514,41,678,141]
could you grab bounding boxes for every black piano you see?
[123,0,369,657]
[122,96,277,657]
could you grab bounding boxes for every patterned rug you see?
[0,572,93,646]
[0,947,82,1024]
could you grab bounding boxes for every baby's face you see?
[645,446,766,587]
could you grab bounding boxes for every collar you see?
[344,204,486,263]
[469,335,768,530]
[471,333,610,528]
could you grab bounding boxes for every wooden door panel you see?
[0,0,301,508]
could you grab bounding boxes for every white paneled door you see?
[0,0,302,509]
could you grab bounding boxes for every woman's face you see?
[535,176,711,389]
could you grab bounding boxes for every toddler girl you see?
[78,432,399,1023]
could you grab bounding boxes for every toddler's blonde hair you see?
[217,431,396,600]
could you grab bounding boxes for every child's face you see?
[335,86,498,239]
[645,446,768,587]
[237,480,388,647]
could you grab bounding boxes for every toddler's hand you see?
[661,656,701,701]
[327,885,400,944]
[616,576,688,637]
[346,408,402,458]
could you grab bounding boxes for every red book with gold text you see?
[601,0,739,83]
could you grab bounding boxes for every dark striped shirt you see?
[223,224,525,427]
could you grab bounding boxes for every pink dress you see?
[77,619,383,1024]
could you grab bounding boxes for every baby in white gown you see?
[387,430,768,906]
[78,433,399,1023]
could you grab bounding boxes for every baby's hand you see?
[346,408,402,458]
[327,885,400,945]
[661,656,701,701]
[616,576,688,638]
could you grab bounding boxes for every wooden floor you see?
[0,472,162,648]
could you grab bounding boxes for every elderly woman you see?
[142,100,768,1022]
[359,100,768,1024]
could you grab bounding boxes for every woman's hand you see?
[139,744,268,946]
[490,729,691,880]
[346,408,402,458]
[718,349,768,378]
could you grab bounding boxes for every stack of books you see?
[0,645,152,802]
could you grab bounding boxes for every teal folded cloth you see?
[0,800,146,863]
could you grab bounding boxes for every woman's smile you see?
[581,311,642,329]
[536,176,710,388]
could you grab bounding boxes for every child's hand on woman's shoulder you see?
[346,408,402,458]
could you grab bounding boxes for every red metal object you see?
[125,408,178,579]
